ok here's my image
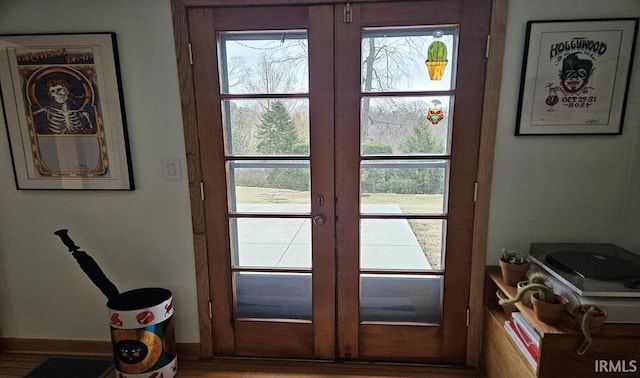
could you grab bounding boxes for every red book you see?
[504,320,537,370]
[507,318,539,361]
[511,312,540,346]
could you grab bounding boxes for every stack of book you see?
[503,311,540,370]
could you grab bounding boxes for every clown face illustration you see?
[559,52,594,94]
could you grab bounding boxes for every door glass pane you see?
[219,29,313,323]
[222,99,310,156]
[228,160,310,213]
[360,274,442,323]
[231,218,311,268]
[360,160,448,215]
[361,219,445,270]
[219,31,309,95]
[361,96,451,155]
[235,272,312,320]
[358,26,455,326]
[361,26,458,92]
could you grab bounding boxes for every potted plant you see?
[571,304,608,355]
[499,272,569,324]
[498,248,531,286]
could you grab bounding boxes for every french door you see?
[187,0,490,364]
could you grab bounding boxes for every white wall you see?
[0,0,639,344]
[0,0,199,342]
[487,0,640,260]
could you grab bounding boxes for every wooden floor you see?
[1,353,485,377]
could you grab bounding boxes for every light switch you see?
[162,158,182,181]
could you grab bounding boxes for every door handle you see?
[313,215,326,225]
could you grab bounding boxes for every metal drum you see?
[107,287,177,377]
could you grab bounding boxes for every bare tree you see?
[223,35,309,153]
[361,34,431,144]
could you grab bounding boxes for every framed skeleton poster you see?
[0,33,134,189]
[515,18,638,135]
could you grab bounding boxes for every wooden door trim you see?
[334,0,493,364]
[171,0,504,364]
[359,324,443,361]
[466,0,508,367]
[171,0,214,358]
[440,0,492,363]
[188,7,236,356]
[209,6,308,29]
[175,1,339,359]
[334,2,362,360]
[308,4,337,360]
[235,321,315,358]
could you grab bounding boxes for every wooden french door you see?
[187,0,490,364]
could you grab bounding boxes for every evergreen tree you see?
[256,100,301,154]
[396,117,445,194]
[400,116,444,155]
[256,101,309,191]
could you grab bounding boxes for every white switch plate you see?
[162,158,182,181]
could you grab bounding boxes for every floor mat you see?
[24,356,114,378]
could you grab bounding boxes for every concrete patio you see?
[232,204,441,322]
[234,204,432,270]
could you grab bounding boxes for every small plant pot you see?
[531,293,568,324]
[496,289,516,317]
[499,260,530,286]
[571,305,607,335]
[516,280,533,308]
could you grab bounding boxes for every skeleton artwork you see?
[32,78,94,134]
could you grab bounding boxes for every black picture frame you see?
[0,32,134,189]
[515,18,638,135]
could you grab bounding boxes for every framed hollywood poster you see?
[0,33,134,189]
[515,18,638,135]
